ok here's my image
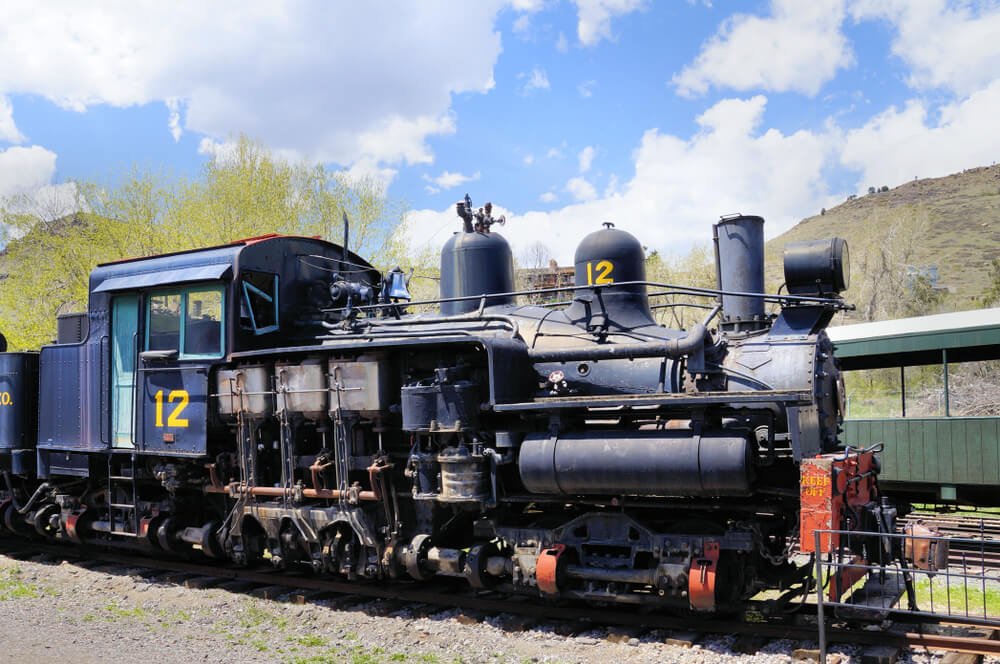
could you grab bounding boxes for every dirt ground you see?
[0,553,939,664]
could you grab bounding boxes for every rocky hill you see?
[764,164,1000,312]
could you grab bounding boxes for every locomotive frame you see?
[0,201,904,613]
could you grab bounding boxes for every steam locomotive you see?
[0,197,890,611]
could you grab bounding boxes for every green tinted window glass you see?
[185,288,223,356]
[148,293,181,351]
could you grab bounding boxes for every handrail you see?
[322,279,849,317]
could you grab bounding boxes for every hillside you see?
[764,165,1000,312]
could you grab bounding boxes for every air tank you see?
[565,223,656,330]
[713,215,766,333]
[439,231,515,315]
[518,429,752,497]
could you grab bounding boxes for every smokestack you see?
[713,214,766,333]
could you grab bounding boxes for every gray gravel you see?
[0,553,958,663]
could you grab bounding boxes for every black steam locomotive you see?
[0,197,879,611]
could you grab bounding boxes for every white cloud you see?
[523,154,535,166]
[509,0,545,10]
[566,176,598,201]
[355,114,457,166]
[0,96,25,144]
[512,14,532,35]
[673,0,853,97]
[540,191,558,203]
[556,32,569,52]
[574,0,646,46]
[518,67,551,95]
[422,170,481,194]
[0,145,58,198]
[0,3,504,168]
[604,174,620,196]
[850,0,1000,97]
[546,145,565,159]
[578,146,596,172]
[166,98,183,142]
[840,79,1000,190]
[577,79,596,98]
[404,95,834,264]
[341,157,399,190]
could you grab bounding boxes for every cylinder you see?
[0,353,39,452]
[438,447,489,503]
[518,430,752,496]
[400,380,478,431]
[714,215,765,332]
[439,231,515,315]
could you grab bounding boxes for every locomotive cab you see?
[34,235,378,477]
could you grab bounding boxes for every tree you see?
[0,137,406,349]
[518,241,553,270]
[645,245,716,329]
[978,257,1000,308]
[850,204,945,321]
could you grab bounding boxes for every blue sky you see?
[2,1,1000,263]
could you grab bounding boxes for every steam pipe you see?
[712,222,723,303]
[204,482,378,502]
[324,310,521,340]
[527,323,708,363]
[2,471,52,514]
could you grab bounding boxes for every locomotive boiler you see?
[0,198,891,612]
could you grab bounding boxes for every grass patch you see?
[159,608,192,622]
[291,634,328,648]
[239,603,288,630]
[0,566,46,601]
[104,602,147,619]
[913,577,1000,618]
[281,647,449,664]
[285,655,341,664]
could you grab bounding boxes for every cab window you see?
[146,285,225,358]
[148,293,181,351]
[240,271,279,334]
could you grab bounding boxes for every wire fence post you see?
[815,529,826,664]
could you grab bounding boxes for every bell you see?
[384,267,411,301]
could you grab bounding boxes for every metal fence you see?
[814,525,1000,660]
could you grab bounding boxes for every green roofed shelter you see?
[828,307,1000,370]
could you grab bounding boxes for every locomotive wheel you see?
[2,501,32,536]
[403,534,434,581]
[155,517,183,554]
[144,515,166,550]
[200,521,226,559]
[32,503,60,537]
[464,541,503,589]
[0,500,9,536]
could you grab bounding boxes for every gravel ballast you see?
[0,553,952,663]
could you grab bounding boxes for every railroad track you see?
[2,539,999,659]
